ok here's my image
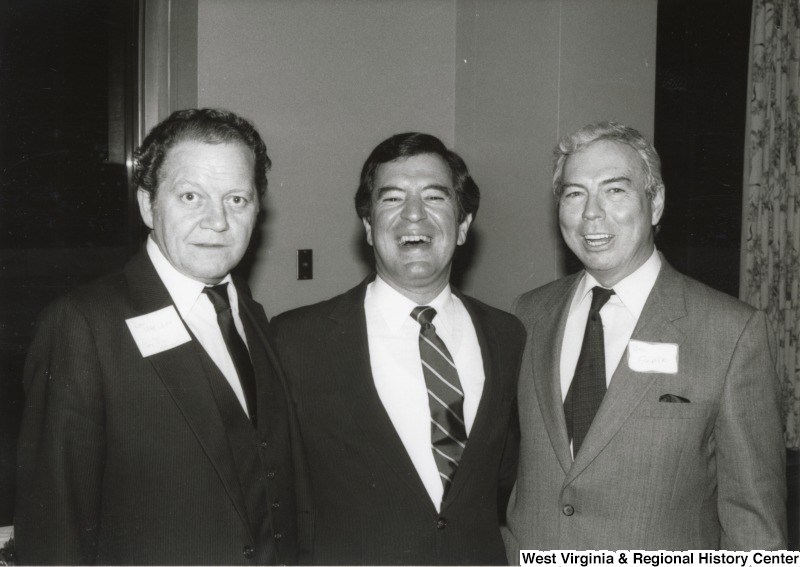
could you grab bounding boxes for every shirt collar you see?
[573,248,662,318]
[369,275,455,333]
[146,235,234,318]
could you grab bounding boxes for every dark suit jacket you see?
[504,258,787,552]
[15,249,300,565]
[271,276,526,565]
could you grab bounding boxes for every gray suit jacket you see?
[505,258,786,553]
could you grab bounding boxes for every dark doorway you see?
[653,0,752,298]
[0,0,140,527]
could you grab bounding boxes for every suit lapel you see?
[124,250,251,531]
[440,292,499,506]
[530,275,580,475]
[328,277,433,506]
[567,260,688,479]
[236,280,287,433]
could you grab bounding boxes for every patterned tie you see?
[411,306,468,498]
[563,286,615,456]
[204,283,257,426]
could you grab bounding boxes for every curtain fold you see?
[742,0,800,449]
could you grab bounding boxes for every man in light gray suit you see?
[505,121,786,554]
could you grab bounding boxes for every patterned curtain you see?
[742,0,800,449]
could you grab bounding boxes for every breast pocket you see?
[635,400,716,419]
[630,400,717,509]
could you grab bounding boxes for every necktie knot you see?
[411,305,437,329]
[589,287,614,318]
[204,283,232,313]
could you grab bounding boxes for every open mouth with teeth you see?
[399,235,432,247]
[584,234,614,246]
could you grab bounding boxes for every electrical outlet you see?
[297,249,313,280]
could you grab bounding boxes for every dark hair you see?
[133,108,271,198]
[354,132,479,223]
[552,120,664,201]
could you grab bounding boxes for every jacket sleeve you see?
[496,314,526,525]
[716,309,787,549]
[15,298,106,565]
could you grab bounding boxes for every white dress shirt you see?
[146,236,251,415]
[364,276,485,511]
[560,248,662,402]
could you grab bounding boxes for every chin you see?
[190,266,231,283]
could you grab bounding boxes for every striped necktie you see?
[411,306,468,498]
[564,286,615,455]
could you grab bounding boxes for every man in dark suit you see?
[504,121,786,554]
[15,108,300,565]
[272,133,525,565]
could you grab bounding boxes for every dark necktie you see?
[203,283,257,426]
[563,286,615,456]
[411,306,468,498]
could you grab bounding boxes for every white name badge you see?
[627,340,679,374]
[126,306,191,357]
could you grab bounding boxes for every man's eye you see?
[423,190,450,202]
[229,195,248,206]
[181,192,197,203]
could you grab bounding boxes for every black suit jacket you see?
[15,249,300,565]
[272,277,525,565]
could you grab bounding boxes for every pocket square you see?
[659,393,690,403]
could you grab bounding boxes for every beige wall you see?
[188,0,656,316]
[197,0,457,316]
[455,0,657,311]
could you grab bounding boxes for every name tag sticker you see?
[126,306,191,357]
[627,340,679,374]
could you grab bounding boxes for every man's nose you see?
[582,194,605,220]
[401,196,427,222]
[201,201,229,231]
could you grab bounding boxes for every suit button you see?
[272,500,280,509]
[562,504,574,516]
[243,545,254,559]
[274,532,283,540]
[436,517,447,529]
[260,441,268,449]
[267,471,276,479]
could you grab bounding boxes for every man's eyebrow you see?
[599,176,632,185]
[423,183,453,193]
[375,183,453,196]
[561,181,586,190]
[375,186,402,197]
[561,176,632,190]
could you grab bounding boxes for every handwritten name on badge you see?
[126,306,191,357]
[627,340,679,374]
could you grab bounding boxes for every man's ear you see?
[137,188,155,229]
[362,217,374,247]
[651,186,665,226]
[456,213,473,246]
